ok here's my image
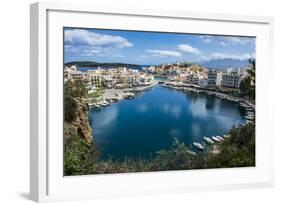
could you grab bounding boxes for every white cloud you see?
[64,45,102,56]
[177,44,201,55]
[203,38,212,44]
[206,52,255,61]
[218,41,227,46]
[65,29,133,48]
[226,37,250,45]
[64,29,134,57]
[146,49,182,57]
[199,35,213,44]
[217,36,253,46]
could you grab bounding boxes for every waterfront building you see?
[207,70,217,87]
[103,74,115,88]
[198,76,208,87]
[71,70,86,81]
[221,70,243,89]
[147,66,156,73]
[87,70,103,88]
[64,65,87,82]
[108,68,118,75]
[216,71,223,87]
[190,74,199,85]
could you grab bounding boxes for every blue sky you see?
[64,27,255,65]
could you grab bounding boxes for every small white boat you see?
[88,102,95,107]
[216,136,224,141]
[186,150,197,156]
[100,102,108,107]
[212,136,221,142]
[247,111,255,116]
[245,116,254,120]
[245,120,254,124]
[223,134,230,138]
[94,104,100,108]
[193,142,204,150]
[204,137,214,144]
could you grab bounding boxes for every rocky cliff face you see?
[64,99,93,144]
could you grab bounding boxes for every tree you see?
[239,59,255,100]
[64,95,78,123]
[248,59,256,85]
[240,76,251,95]
[65,80,87,99]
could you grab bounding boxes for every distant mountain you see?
[65,61,143,70]
[200,59,250,70]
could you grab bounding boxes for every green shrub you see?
[64,135,93,175]
[65,80,87,98]
[64,95,78,123]
[207,123,255,168]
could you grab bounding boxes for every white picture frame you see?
[30,1,274,202]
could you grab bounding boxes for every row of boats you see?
[162,83,245,104]
[89,92,136,109]
[89,101,111,108]
[240,103,255,121]
[212,93,240,102]
[192,134,230,151]
[193,118,256,152]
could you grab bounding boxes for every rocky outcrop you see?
[64,99,93,144]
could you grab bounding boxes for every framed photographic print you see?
[30,2,274,202]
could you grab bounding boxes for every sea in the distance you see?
[88,85,245,160]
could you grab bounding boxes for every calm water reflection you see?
[89,85,244,159]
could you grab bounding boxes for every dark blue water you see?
[88,85,244,159]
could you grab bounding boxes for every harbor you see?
[88,80,159,109]
[88,84,248,159]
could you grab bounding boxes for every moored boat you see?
[186,150,197,155]
[216,136,224,141]
[204,137,214,144]
[193,142,204,150]
[212,136,221,142]
[245,115,254,120]
[223,134,230,138]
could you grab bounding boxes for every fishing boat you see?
[203,137,214,144]
[193,142,204,151]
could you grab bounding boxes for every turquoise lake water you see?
[88,85,244,159]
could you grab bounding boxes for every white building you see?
[64,65,87,82]
[87,70,103,88]
[207,70,217,87]
[221,71,243,89]
[216,71,223,87]
[198,76,208,87]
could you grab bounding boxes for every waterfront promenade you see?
[162,82,255,109]
[88,80,159,108]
